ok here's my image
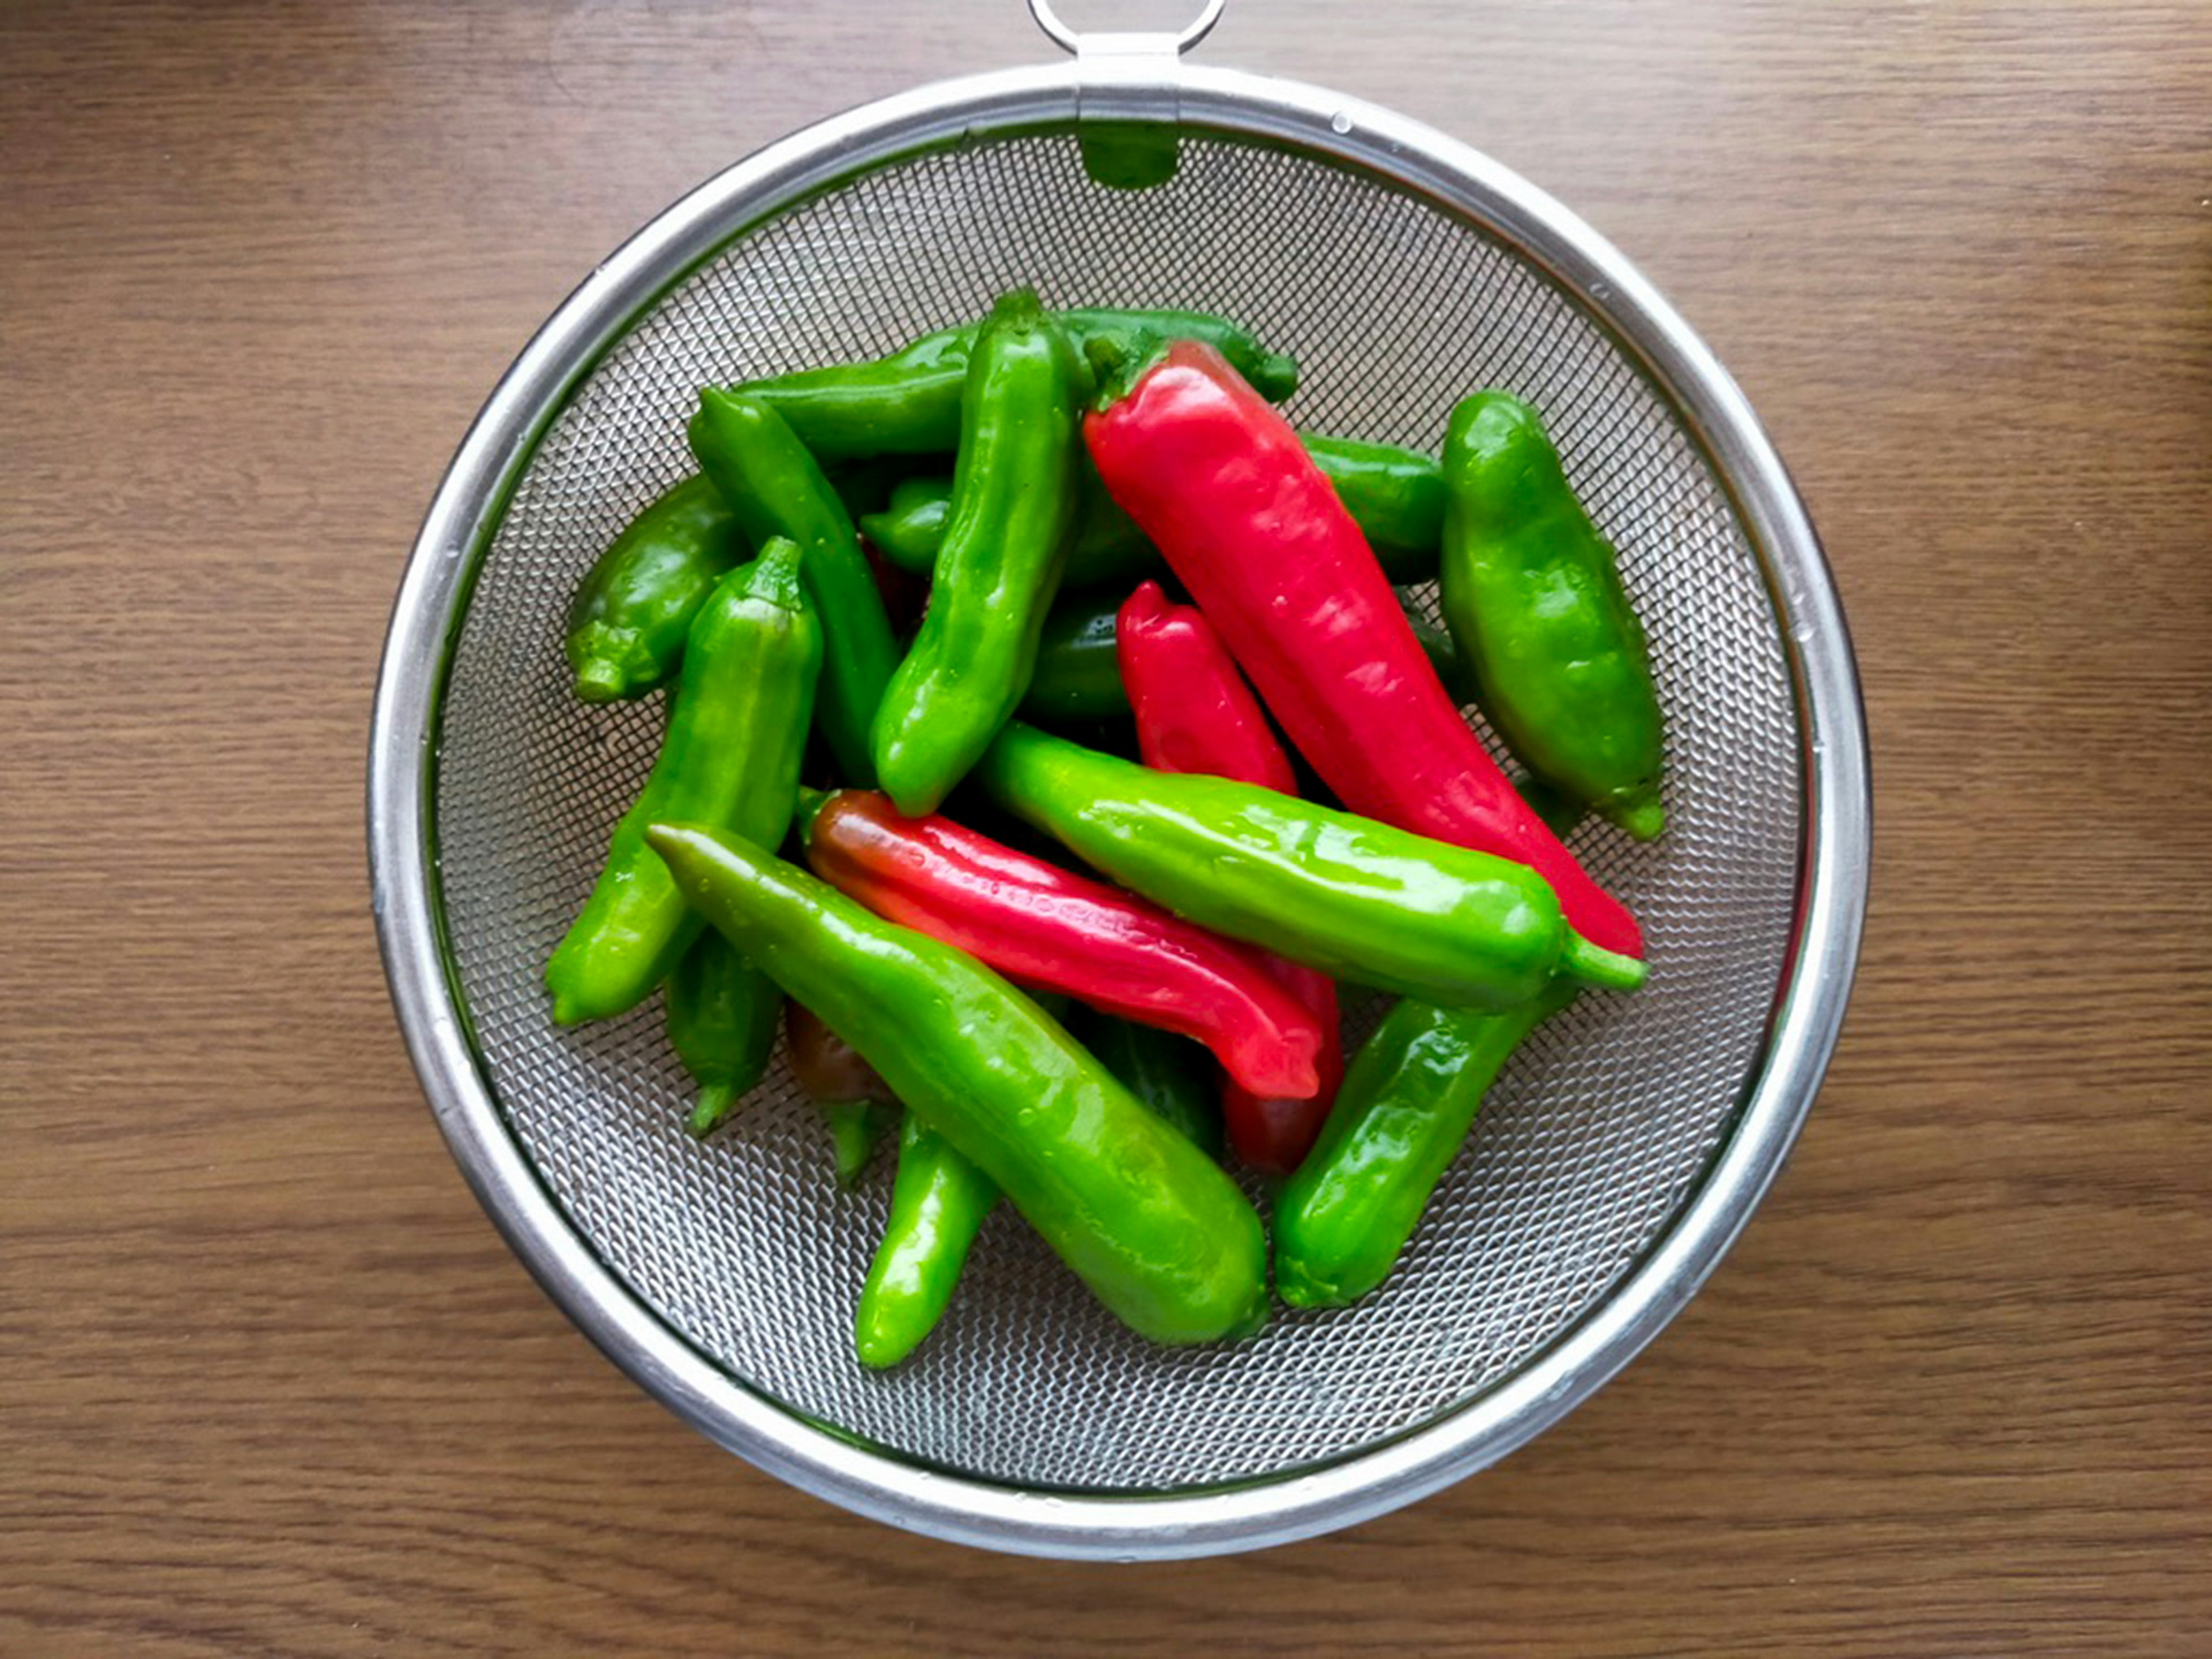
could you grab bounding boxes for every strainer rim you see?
[368,58,1868,1560]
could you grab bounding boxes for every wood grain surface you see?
[4,1,2208,1653]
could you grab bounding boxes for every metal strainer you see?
[369,0,1868,1559]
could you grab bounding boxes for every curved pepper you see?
[646,822,1270,1346]
[544,539,820,1025]
[873,291,1086,816]
[860,435,1445,589]
[1081,337,1643,959]
[857,1010,1220,1369]
[733,307,1297,464]
[976,723,1646,1007]
[785,1001,899,1185]
[1441,391,1666,840]
[687,391,898,787]
[665,927,782,1137]
[564,474,743,703]
[1273,984,1575,1307]
[855,1112,999,1368]
[801,789,1323,1099]
[1116,581,1343,1174]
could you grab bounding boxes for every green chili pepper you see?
[855,1112,1001,1368]
[1272,985,1575,1308]
[1305,435,1448,582]
[687,392,898,787]
[1440,391,1666,840]
[544,539,820,1025]
[734,308,1297,465]
[855,1009,1217,1369]
[1074,1011,1225,1162]
[645,822,1270,1346]
[975,722,1647,1007]
[564,475,744,703]
[1080,122,1181,192]
[853,993,1069,1366]
[665,927,782,1137]
[873,291,1087,816]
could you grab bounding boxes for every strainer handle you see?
[1027,0,1228,58]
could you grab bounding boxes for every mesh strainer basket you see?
[368,0,1868,1559]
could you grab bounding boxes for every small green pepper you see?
[873,291,1087,816]
[1440,391,1666,840]
[976,722,1646,1007]
[855,1113,1001,1368]
[665,928,781,1137]
[544,539,820,1025]
[565,475,743,703]
[735,308,1297,465]
[853,993,1069,1366]
[1272,986,1574,1307]
[645,821,1270,1346]
[687,392,899,787]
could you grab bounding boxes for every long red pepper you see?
[1084,340,1643,959]
[1116,581,1344,1175]
[802,789,1324,1100]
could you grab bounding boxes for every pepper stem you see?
[685,1080,741,1139]
[1081,327,1169,410]
[573,656,629,703]
[1560,935,1649,993]
[1608,796,1667,843]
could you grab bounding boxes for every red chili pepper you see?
[1084,340,1643,960]
[1115,581,1344,1174]
[801,789,1324,1100]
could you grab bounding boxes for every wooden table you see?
[6,2,2207,1652]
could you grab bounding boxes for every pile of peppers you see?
[547,288,1666,1362]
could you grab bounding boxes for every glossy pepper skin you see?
[861,435,1444,589]
[854,990,1069,1364]
[785,1001,898,1185]
[734,307,1298,465]
[1273,985,1574,1307]
[1441,391,1667,840]
[873,291,1086,816]
[665,928,782,1137]
[687,391,898,787]
[1117,581,1344,1174]
[802,789,1324,1099]
[645,822,1270,1346]
[565,475,743,703]
[855,1112,999,1367]
[976,723,1647,1007]
[544,539,821,1025]
[1082,338,1644,960]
